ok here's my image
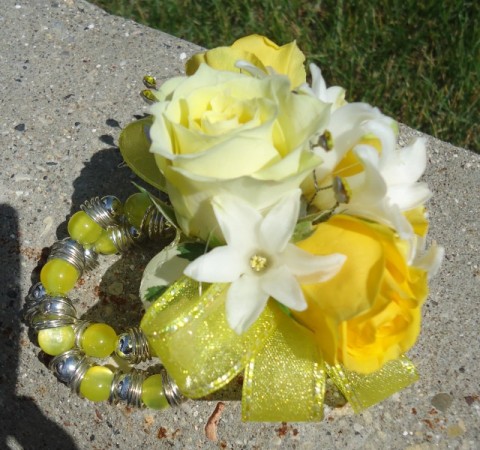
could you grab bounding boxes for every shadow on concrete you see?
[0,204,78,450]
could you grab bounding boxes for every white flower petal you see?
[381,138,427,185]
[226,275,269,334]
[414,241,444,280]
[259,189,301,252]
[184,246,244,282]
[363,119,397,165]
[389,183,431,210]
[353,145,388,203]
[282,245,346,283]
[261,266,307,311]
[309,64,346,110]
[212,195,262,246]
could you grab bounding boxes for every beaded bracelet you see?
[24,192,184,410]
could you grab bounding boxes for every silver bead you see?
[26,282,47,305]
[81,196,123,229]
[48,238,85,275]
[49,349,91,393]
[115,327,151,363]
[109,369,145,407]
[140,205,176,241]
[24,282,48,322]
[160,366,184,407]
[108,222,142,253]
[83,247,99,271]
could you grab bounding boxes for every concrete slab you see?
[0,1,478,449]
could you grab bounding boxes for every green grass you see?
[90,0,479,151]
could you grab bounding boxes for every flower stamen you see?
[249,254,268,272]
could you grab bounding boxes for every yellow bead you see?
[38,326,75,356]
[94,229,117,255]
[40,258,79,295]
[141,374,169,409]
[81,323,117,358]
[125,192,153,229]
[68,211,103,245]
[80,366,114,402]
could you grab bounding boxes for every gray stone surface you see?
[0,1,478,449]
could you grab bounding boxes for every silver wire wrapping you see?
[28,295,77,331]
[109,369,145,407]
[34,295,77,318]
[108,222,142,253]
[81,195,123,229]
[160,366,184,407]
[115,327,151,364]
[30,313,77,331]
[73,320,92,348]
[48,238,86,275]
[83,247,99,271]
[139,204,175,241]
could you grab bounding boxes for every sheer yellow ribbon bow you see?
[140,276,418,422]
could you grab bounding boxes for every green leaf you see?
[177,242,207,261]
[132,181,180,230]
[292,220,315,242]
[119,117,167,192]
[144,285,168,303]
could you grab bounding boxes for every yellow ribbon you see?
[242,308,326,421]
[141,277,419,421]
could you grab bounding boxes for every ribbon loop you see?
[326,355,418,412]
[242,307,325,422]
[141,277,278,398]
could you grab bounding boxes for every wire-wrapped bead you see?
[49,238,86,275]
[81,196,123,229]
[110,369,145,407]
[160,366,184,407]
[50,349,90,385]
[108,222,142,253]
[24,282,48,322]
[140,205,175,241]
[115,327,151,363]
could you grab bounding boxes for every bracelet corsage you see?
[27,34,444,422]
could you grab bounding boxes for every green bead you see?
[67,211,103,245]
[94,229,117,255]
[81,323,117,358]
[40,258,79,295]
[124,192,152,229]
[141,374,169,409]
[80,366,114,402]
[38,326,75,356]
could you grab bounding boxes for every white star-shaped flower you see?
[184,189,346,334]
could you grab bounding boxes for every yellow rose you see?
[149,64,329,241]
[185,34,307,88]
[294,214,428,374]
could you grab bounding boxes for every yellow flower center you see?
[249,254,268,272]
